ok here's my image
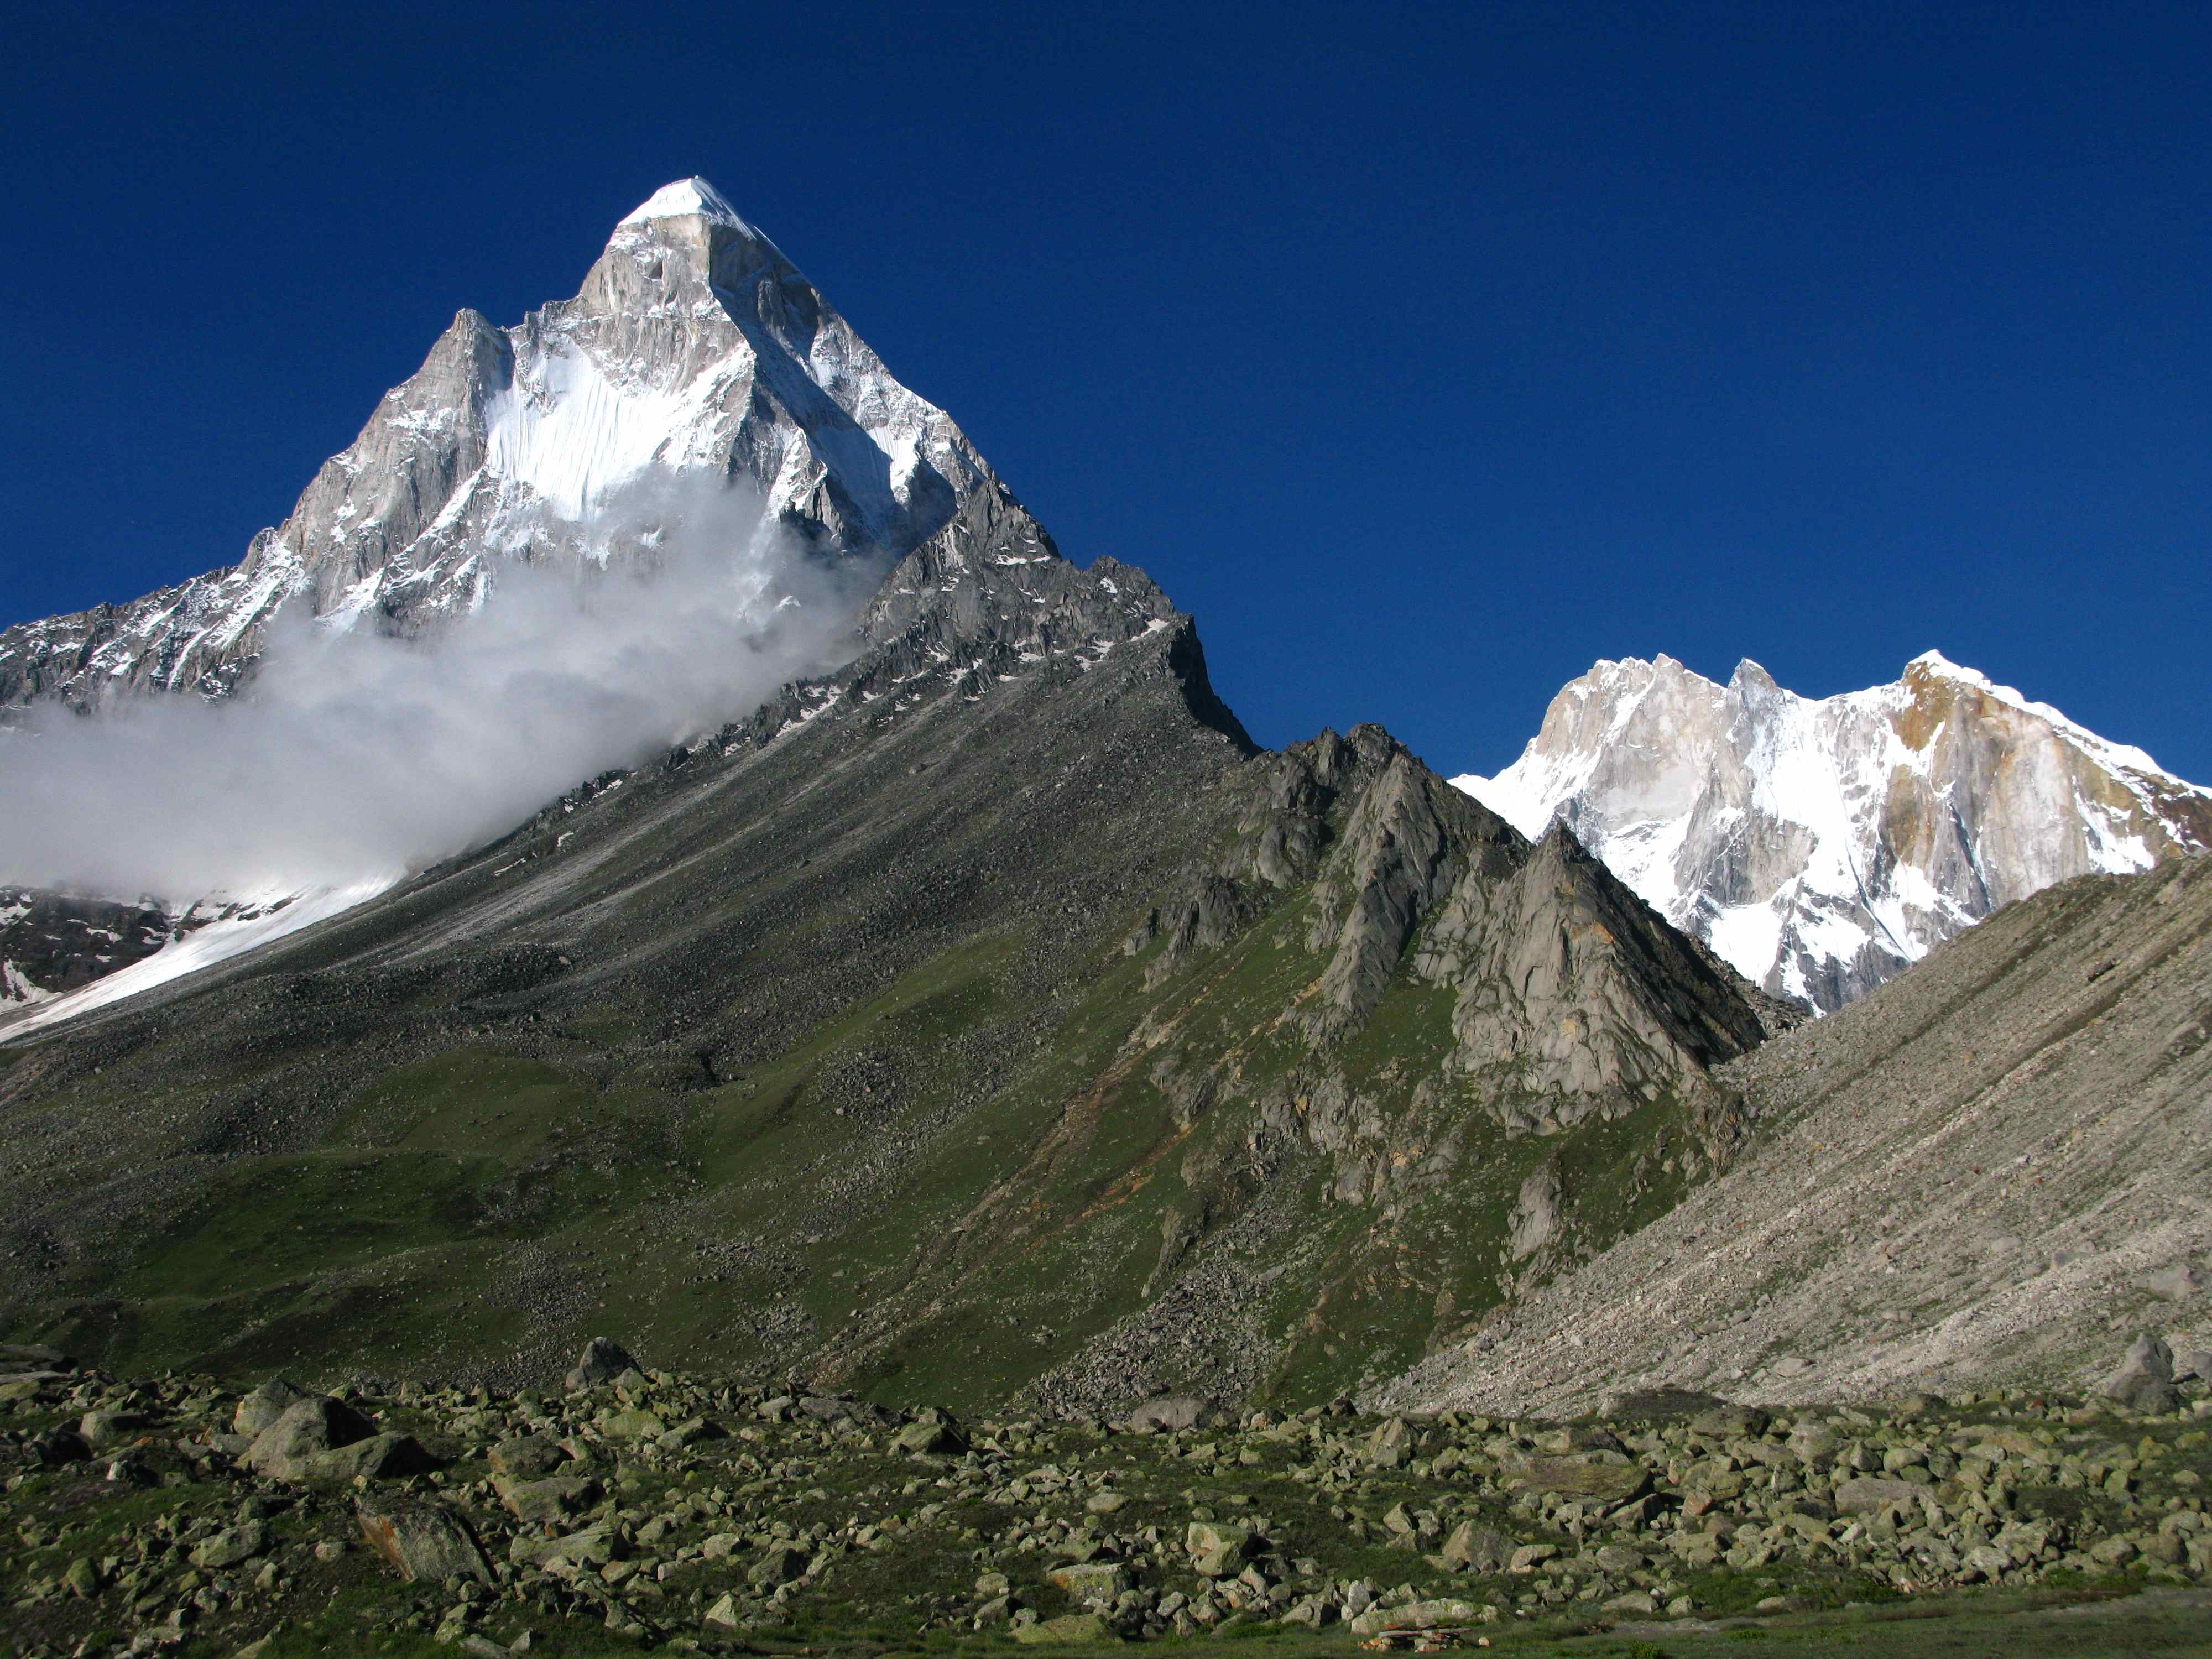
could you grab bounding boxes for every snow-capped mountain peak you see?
[0,178,1003,714]
[618,176,757,232]
[1454,653,2212,1011]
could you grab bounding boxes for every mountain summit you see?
[1454,651,2212,1009]
[0,179,1005,714]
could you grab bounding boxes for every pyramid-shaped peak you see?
[1904,648,1980,682]
[1727,656,1781,696]
[619,178,755,233]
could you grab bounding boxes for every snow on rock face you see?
[0,178,997,715]
[1453,653,2212,1011]
[618,176,754,230]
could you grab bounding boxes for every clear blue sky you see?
[4,2,2207,782]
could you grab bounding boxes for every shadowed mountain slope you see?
[0,519,1788,1413]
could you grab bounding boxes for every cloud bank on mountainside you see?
[0,474,880,901]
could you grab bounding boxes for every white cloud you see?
[0,473,879,900]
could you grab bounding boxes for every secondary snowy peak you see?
[0,178,1009,714]
[1453,653,2212,1011]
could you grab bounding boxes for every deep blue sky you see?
[4,2,2208,782]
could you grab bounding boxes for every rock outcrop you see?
[1379,853,2212,1418]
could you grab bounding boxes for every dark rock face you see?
[0,888,182,1002]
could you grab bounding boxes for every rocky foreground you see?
[6,1337,2212,1657]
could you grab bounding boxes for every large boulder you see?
[242,1395,377,1479]
[2141,1262,2206,1301]
[565,1337,638,1392]
[79,1410,155,1449]
[1689,1402,1770,1439]
[1440,1520,1510,1574]
[1124,1395,1207,1433]
[2107,1332,2187,1415]
[487,1433,569,1479]
[1834,1476,1924,1516]
[1364,1417,1414,1468]
[749,1544,811,1588]
[358,1496,493,1584]
[311,1432,435,1483]
[510,1522,627,1570]
[233,1379,315,1439]
[1504,1449,1651,1504]
[1186,1521,1259,1578]
[190,1521,270,1569]
[891,1410,968,1456]
[30,1427,91,1467]
[494,1472,601,1524]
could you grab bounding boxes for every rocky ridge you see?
[1378,852,2212,1420]
[1455,652,2212,1010]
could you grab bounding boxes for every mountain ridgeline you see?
[1457,653,2212,1012]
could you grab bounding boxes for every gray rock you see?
[1440,1520,1509,1574]
[78,1410,154,1449]
[892,1415,967,1455]
[2107,1332,2186,1413]
[1508,1159,1564,1261]
[750,1544,811,1588]
[487,1433,568,1479]
[1504,1449,1650,1504]
[1365,1417,1413,1468]
[309,1432,435,1482]
[565,1336,638,1392]
[190,1521,269,1569]
[2141,1262,2206,1301]
[494,1473,601,1524]
[233,1380,315,1439]
[1187,1521,1258,1578]
[242,1396,377,1479]
[1834,1477,1924,1516]
[1689,1402,1770,1439]
[31,1427,91,1466]
[1124,1395,1206,1433]
[510,1522,627,1569]
[357,1496,493,1584]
